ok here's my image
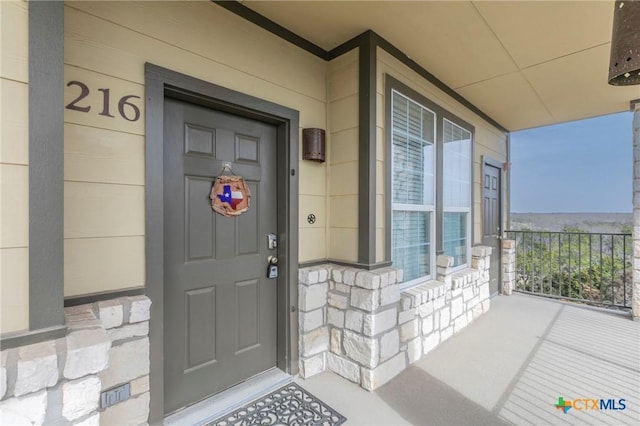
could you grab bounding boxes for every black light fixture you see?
[608,0,640,86]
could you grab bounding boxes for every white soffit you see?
[524,44,640,125]
[245,0,517,89]
[457,71,553,131]
[243,0,640,131]
[473,1,614,69]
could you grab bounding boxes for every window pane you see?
[443,120,471,209]
[392,93,408,132]
[391,93,435,206]
[443,212,467,267]
[391,91,437,281]
[392,211,431,281]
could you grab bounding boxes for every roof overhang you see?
[236,0,640,132]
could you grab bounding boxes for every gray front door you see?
[163,98,278,414]
[482,162,502,295]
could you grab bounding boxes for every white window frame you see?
[442,118,472,271]
[391,90,437,289]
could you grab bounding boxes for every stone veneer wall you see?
[298,246,493,390]
[502,239,516,295]
[0,296,151,425]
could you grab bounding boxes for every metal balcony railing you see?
[505,230,632,309]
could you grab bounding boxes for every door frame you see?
[481,156,504,295]
[145,63,299,423]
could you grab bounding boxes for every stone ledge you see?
[1,295,152,416]
[297,260,493,394]
[65,296,153,332]
[472,245,492,257]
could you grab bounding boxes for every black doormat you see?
[205,382,347,426]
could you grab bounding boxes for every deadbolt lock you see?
[267,233,278,249]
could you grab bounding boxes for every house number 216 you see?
[66,81,141,122]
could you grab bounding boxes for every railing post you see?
[633,100,640,320]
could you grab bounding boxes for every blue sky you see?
[510,111,633,213]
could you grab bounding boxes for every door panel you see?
[482,163,502,295]
[185,287,216,372]
[163,98,277,414]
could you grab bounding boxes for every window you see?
[443,120,471,267]
[391,91,436,283]
[388,78,474,287]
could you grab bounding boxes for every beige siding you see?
[377,47,508,251]
[64,237,145,297]
[64,182,144,239]
[63,1,329,295]
[0,0,28,83]
[1,79,29,165]
[64,124,144,186]
[375,127,386,263]
[327,50,359,262]
[0,248,29,334]
[0,0,29,334]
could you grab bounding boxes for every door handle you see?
[267,256,278,279]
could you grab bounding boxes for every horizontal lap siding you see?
[63,1,328,296]
[328,50,359,262]
[376,48,508,248]
[0,0,29,334]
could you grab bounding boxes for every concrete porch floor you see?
[295,293,640,425]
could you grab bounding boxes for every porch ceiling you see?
[242,0,640,131]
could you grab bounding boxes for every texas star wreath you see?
[210,175,251,217]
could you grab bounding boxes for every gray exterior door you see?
[163,98,278,414]
[482,162,502,295]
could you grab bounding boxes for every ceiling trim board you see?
[374,36,508,133]
[212,0,327,59]
[213,0,508,133]
[327,30,369,60]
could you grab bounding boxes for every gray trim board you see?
[0,326,67,351]
[298,259,332,269]
[212,0,326,59]
[28,1,65,332]
[145,66,165,425]
[298,259,393,270]
[64,287,146,307]
[328,32,368,60]
[145,64,299,423]
[327,259,392,270]
[358,31,378,267]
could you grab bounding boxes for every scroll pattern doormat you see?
[205,382,347,426]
